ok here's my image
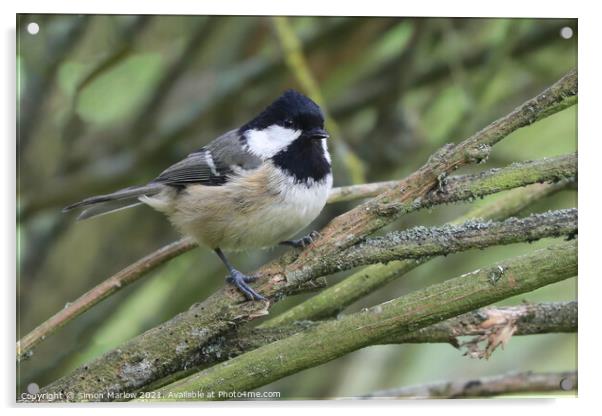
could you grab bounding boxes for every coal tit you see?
[64,90,333,301]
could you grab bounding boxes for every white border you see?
[4,1,599,415]
[8,0,581,17]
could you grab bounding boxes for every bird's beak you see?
[305,127,330,140]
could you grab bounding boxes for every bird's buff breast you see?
[146,165,332,251]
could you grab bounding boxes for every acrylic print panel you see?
[16,14,577,402]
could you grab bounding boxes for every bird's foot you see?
[226,269,266,301]
[280,230,320,249]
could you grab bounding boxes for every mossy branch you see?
[380,300,578,344]
[146,240,576,401]
[133,301,578,392]
[285,209,576,284]
[358,370,577,399]
[326,153,575,204]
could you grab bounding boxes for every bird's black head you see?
[240,90,331,184]
[240,89,327,136]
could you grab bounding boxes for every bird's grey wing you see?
[152,129,261,187]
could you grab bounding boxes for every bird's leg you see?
[214,248,266,301]
[280,230,320,249]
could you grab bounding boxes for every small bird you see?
[63,90,332,301]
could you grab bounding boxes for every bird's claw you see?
[280,230,321,249]
[226,270,265,301]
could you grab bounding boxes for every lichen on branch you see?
[284,208,576,284]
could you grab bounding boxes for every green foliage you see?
[76,53,164,124]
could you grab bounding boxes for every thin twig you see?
[16,238,196,361]
[358,370,577,399]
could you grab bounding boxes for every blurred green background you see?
[16,15,577,398]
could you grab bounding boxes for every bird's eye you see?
[283,118,294,128]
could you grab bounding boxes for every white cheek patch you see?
[245,126,301,158]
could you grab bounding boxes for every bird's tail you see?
[62,183,162,220]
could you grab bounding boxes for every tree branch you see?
[381,300,578,345]
[326,153,575,204]
[16,238,197,361]
[142,240,576,401]
[424,154,576,206]
[135,301,577,392]
[285,209,576,283]
[461,179,574,222]
[358,370,577,399]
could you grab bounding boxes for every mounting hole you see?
[560,26,573,40]
[27,382,40,394]
[560,377,574,391]
[27,22,40,35]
